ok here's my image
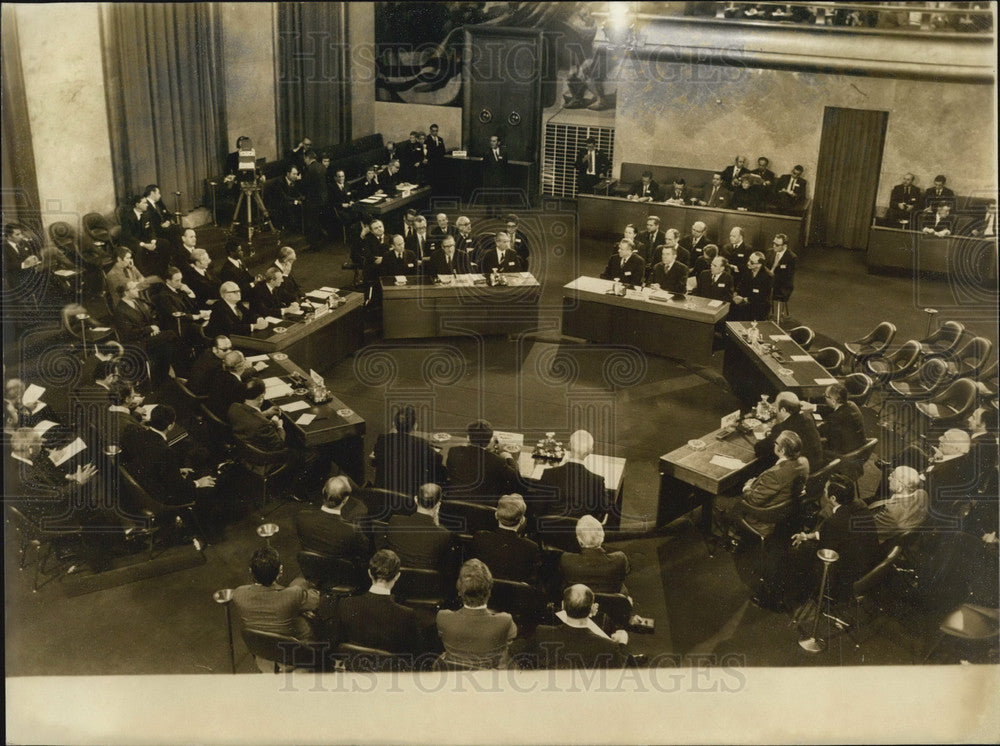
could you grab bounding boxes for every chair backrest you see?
[233,435,288,466]
[842,373,872,404]
[336,642,410,672]
[978,357,998,383]
[297,551,360,591]
[891,340,921,369]
[852,545,901,598]
[488,578,546,627]
[910,356,951,391]
[814,346,845,374]
[840,437,879,469]
[175,377,208,405]
[922,320,964,346]
[48,221,78,254]
[82,212,112,243]
[592,591,633,630]
[439,500,498,537]
[199,402,233,439]
[240,627,323,671]
[358,486,415,521]
[789,325,815,350]
[935,377,978,410]
[395,567,450,606]
[534,514,581,553]
[871,321,897,347]
[958,337,993,375]
[803,458,842,500]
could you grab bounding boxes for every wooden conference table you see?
[229,289,364,374]
[867,224,997,281]
[723,320,836,406]
[358,186,433,234]
[380,273,542,339]
[562,276,729,365]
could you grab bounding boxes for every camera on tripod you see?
[237,138,259,184]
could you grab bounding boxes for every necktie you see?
[643,185,648,196]
[234,304,242,320]
[710,187,718,203]
[493,149,499,161]
[790,178,796,193]
[772,251,782,272]
[589,152,595,175]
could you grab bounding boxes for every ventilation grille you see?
[541,124,615,198]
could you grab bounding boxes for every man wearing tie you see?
[114,280,183,385]
[969,199,997,238]
[648,245,688,295]
[483,134,508,214]
[886,173,922,227]
[774,165,807,215]
[427,235,471,276]
[574,137,609,195]
[505,215,531,266]
[637,216,662,268]
[695,255,735,303]
[455,216,480,262]
[768,233,797,315]
[627,170,661,203]
[479,231,522,274]
[600,239,646,286]
[381,234,419,276]
[921,203,955,236]
[921,174,955,212]
[700,172,731,209]
[425,123,446,191]
[679,221,712,270]
[405,215,431,262]
[206,282,268,337]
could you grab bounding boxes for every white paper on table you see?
[813,413,823,421]
[394,275,407,284]
[265,383,294,399]
[262,377,284,387]
[22,383,45,405]
[33,420,58,435]
[790,354,813,362]
[26,400,47,415]
[320,286,339,293]
[244,354,269,363]
[770,334,792,341]
[360,196,381,204]
[279,400,311,412]
[814,377,837,385]
[519,272,532,279]
[708,300,723,307]
[710,454,746,470]
[585,453,624,487]
[493,431,524,450]
[252,361,269,371]
[530,463,548,480]
[49,437,86,467]
[306,289,334,301]
[264,316,283,325]
[295,413,316,426]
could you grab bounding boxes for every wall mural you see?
[375,1,616,110]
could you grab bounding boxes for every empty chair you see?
[394,567,451,611]
[534,514,581,554]
[592,591,634,632]
[840,373,873,406]
[829,545,902,647]
[438,500,498,541]
[6,505,84,592]
[296,551,361,594]
[82,212,115,248]
[232,438,291,514]
[915,378,978,429]
[845,321,896,368]
[888,357,951,400]
[974,358,998,399]
[487,578,547,630]
[945,337,993,379]
[918,320,965,357]
[788,325,815,350]
[839,437,879,476]
[924,604,1000,664]
[357,486,415,522]
[813,346,845,375]
[48,221,79,261]
[864,340,921,384]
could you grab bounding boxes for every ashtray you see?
[432,432,451,442]
[256,523,279,538]
[292,387,308,396]
[687,439,706,451]
[273,326,287,334]
[272,352,288,361]
[336,408,354,418]
[778,367,793,376]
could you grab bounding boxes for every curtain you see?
[1,7,41,233]
[276,2,349,153]
[101,3,226,211]
[810,107,888,249]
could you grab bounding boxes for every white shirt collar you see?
[320,505,343,516]
[368,585,391,596]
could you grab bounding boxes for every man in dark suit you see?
[923,429,976,514]
[120,194,165,278]
[538,430,610,519]
[205,282,267,338]
[446,419,519,504]
[283,136,312,172]
[664,178,694,205]
[153,266,205,347]
[357,218,391,300]
[574,137,610,195]
[295,475,370,566]
[405,215,433,262]
[885,172,922,226]
[469,494,541,583]
[768,233,797,308]
[205,349,249,419]
[751,156,776,198]
[248,267,288,318]
[227,377,287,452]
[380,483,452,570]
[600,239,646,286]
[272,246,305,306]
[921,203,956,236]
[626,170,661,202]
[482,134,508,212]
[722,226,753,276]
[2,223,42,296]
[401,131,425,184]
[264,164,305,232]
[731,251,774,321]
[719,155,749,190]
[559,516,630,594]
[695,255,735,303]
[380,234,420,277]
[429,213,460,252]
[518,584,629,669]
[504,215,531,265]
[182,248,220,307]
[217,243,255,296]
[679,221,712,269]
[921,174,955,212]
[817,382,867,460]
[478,230,522,275]
[328,168,362,230]
[426,235,471,276]
[637,216,663,268]
[113,280,183,384]
[356,166,383,200]
[699,172,731,208]
[754,392,825,472]
[648,245,689,294]
[774,165,808,214]
[373,405,443,497]
[453,216,480,261]
[424,123,447,191]
[730,174,763,213]
[188,335,231,395]
[379,159,402,193]
[328,549,421,655]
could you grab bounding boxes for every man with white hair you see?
[868,466,928,539]
[924,429,975,513]
[429,212,458,252]
[558,515,629,593]
[454,215,479,259]
[538,429,610,519]
[662,227,689,266]
[679,220,710,268]
[205,281,267,337]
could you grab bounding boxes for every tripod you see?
[230,181,276,251]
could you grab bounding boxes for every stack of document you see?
[262,376,293,399]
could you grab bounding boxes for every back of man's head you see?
[563,584,595,620]
[416,483,442,511]
[495,494,526,528]
[941,429,971,455]
[393,405,417,434]
[368,549,401,584]
[322,475,351,509]
[249,547,281,585]
[776,430,803,460]
[148,404,176,432]
[243,377,266,402]
[467,419,493,448]
[575,515,604,549]
[568,430,594,459]
[775,391,801,417]
[223,350,244,372]
[825,475,854,506]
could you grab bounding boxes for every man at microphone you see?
[427,234,471,276]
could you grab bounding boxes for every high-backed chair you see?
[6,505,84,592]
[845,321,896,368]
[119,465,205,552]
[802,458,842,507]
[945,337,993,379]
[336,642,412,672]
[592,591,634,632]
[826,545,902,647]
[788,325,815,350]
[296,551,361,594]
[394,567,451,611]
[534,514,581,554]
[915,378,978,430]
[887,357,951,401]
[813,346,845,375]
[865,340,921,384]
[918,320,965,357]
[488,579,546,630]
[438,500,498,543]
[240,628,327,673]
[839,437,879,477]
[232,438,291,515]
[357,486,415,522]
[82,212,115,249]
[840,373,873,406]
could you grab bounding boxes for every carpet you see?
[60,543,207,597]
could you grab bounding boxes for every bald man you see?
[679,221,711,269]
[206,281,267,337]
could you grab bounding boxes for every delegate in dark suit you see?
[152,284,200,323]
[113,299,181,366]
[248,282,285,318]
[437,606,516,667]
[428,225,460,252]
[695,269,734,303]
[121,423,196,505]
[205,367,248,419]
[627,180,661,202]
[446,444,518,503]
[228,401,285,452]
[263,176,305,232]
[182,267,220,307]
[469,529,540,583]
[205,301,254,338]
[886,182,922,225]
[922,185,956,212]
[774,173,807,214]
[818,502,879,598]
[218,259,254,296]
[330,591,421,654]
[426,248,471,276]
[769,249,797,303]
[373,431,443,497]
[381,512,452,570]
[722,242,753,275]
[508,230,531,264]
[719,164,749,190]
[479,248,522,274]
[482,145,508,199]
[648,260,689,294]
[740,456,809,536]
[538,461,609,518]
[524,624,627,669]
[754,412,825,472]
[575,147,610,194]
[380,249,420,277]
[821,402,866,457]
[295,507,370,566]
[599,252,646,285]
[733,267,774,321]
[405,231,433,261]
[702,183,731,208]
[559,547,629,593]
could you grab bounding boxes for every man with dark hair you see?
[381,483,452,570]
[754,391,825,472]
[921,174,955,212]
[248,266,287,318]
[380,234,419,277]
[284,136,313,172]
[627,170,660,202]
[120,194,163,277]
[105,247,151,308]
[519,584,629,669]
[751,156,776,197]
[328,549,421,655]
[218,242,254,296]
[3,223,42,295]
[575,137,609,195]
[774,165,807,214]
[700,172,731,208]
[600,239,646,286]
[768,233,797,310]
[483,134,508,214]
[188,336,232,395]
[264,164,305,232]
[636,216,662,267]
[295,475,370,565]
[504,215,530,264]
[648,245,688,294]
[817,382,867,459]
[425,123,446,190]
[469,494,541,583]
[113,280,183,384]
[446,420,519,503]
[664,177,693,205]
[436,558,517,668]
[731,173,763,213]
[402,131,425,184]
[143,184,174,239]
[232,547,320,641]
[153,265,199,320]
[478,230,522,275]
[690,243,718,280]
[373,404,443,497]
[695,255,734,303]
[731,251,773,321]
[426,234,471,276]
